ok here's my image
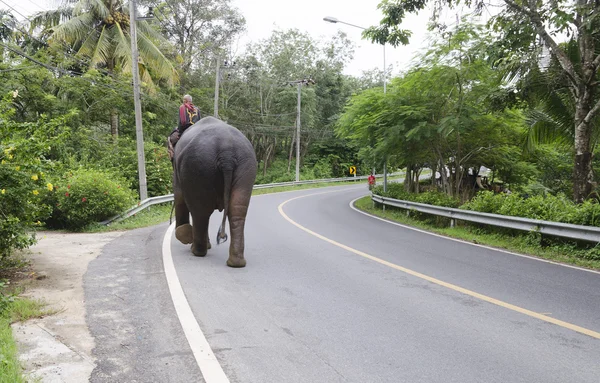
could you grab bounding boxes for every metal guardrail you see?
[101,173,402,225]
[371,194,600,243]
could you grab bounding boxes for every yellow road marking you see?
[278,192,600,340]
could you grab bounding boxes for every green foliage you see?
[373,183,460,208]
[92,139,173,198]
[462,191,600,227]
[0,280,14,317]
[46,169,135,230]
[0,95,55,259]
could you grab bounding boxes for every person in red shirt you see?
[168,94,201,160]
[368,173,376,190]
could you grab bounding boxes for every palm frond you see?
[136,20,170,46]
[30,7,74,31]
[139,64,157,93]
[80,25,111,68]
[51,12,95,44]
[136,32,178,86]
[524,109,573,152]
[73,0,110,19]
[111,21,132,73]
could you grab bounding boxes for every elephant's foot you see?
[191,243,208,257]
[175,224,193,244]
[226,256,246,268]
[207,240,212,250]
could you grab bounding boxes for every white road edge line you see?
[162,222,230,383]
[349,196,600,275]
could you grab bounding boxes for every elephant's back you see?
[177,117,255,159]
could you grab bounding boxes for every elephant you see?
[172,116,257,268]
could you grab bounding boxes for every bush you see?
[0,147,52,260]
[372,183,460,208]
[46,169,135,230]
[461,191,600,227]
[94,138,173,198]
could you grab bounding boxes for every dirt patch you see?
[11,230,124,382]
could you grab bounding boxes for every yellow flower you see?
[46,183,53,191]
[7,154,13,159]
[1,189,5,194]
[31,174,38,181]
[15,166,20,171]
[32,190,39,195]
[1,160,5,164]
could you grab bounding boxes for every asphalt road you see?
[85,184,600,382]
[170,185,600,383]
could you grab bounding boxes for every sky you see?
[2,0,474,78]
[230,0,434,77]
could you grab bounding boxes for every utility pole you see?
[214,57,220,117]
[214,59,235,118]
[383,43,388,192]
[289,79,315,182]
[128,0,150,201]
[296,82,301,182]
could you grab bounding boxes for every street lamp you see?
[323,16,389,191]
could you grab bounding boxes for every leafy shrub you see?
[372,183,460,208]
[94,138,173,198]
[144,143,173,197]
[462,191,600,227]
[46,169,135,230]
[0,128,53,259]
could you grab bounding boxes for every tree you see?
[364,0,600,202]
[339,22,528,199]
[32,0,178,137]
[147,0,245,73]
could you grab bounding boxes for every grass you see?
[85,204,174,233]
[0,290,51,383]
[354,196,600,271]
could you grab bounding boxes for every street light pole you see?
[128,0,148,201]
[324,16,388,192]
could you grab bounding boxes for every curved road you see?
[86,184,600,382]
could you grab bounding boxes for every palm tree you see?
[32,0,178,137]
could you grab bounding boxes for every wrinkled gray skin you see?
[173,117,257,268]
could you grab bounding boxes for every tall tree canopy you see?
[364,0,600,202]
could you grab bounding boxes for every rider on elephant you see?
[168,94,201,160]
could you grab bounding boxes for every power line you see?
[0,65,35,72]
[0,0,31,23]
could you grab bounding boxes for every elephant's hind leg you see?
[226,189,251,268]
[191,216,210,257]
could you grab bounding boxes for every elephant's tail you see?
[217,168,232,244]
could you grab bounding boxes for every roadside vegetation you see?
[0,278,51,382]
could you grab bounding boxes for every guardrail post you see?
[450,218,456,228]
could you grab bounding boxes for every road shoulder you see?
[12,230,124,382]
